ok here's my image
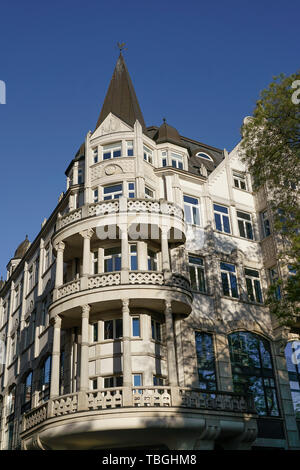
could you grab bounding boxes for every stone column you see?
[161,227,170,272]
[54,241,65,288]
[137,241,148,270]
[164,301,178,386]
[79,229,94,277]
[80,305,90,392]
[50,315,62,398]
[120,224,129,284]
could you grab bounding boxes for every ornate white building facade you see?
[0,54,299,451]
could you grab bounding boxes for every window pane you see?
[213,204,228,214]
[221,272,230,296]
[132,317,140,337]
[238,219,246,238]
[223,215,231,234]
[115,319,123,338]
[104,320,113,340]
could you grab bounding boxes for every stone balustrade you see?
[128,271,164,286]
[88,272,121,289]
[57,279,80,299]
[21,387,257,433]
[56,199,184,231]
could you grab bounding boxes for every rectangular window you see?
[237,211,254,240]
[148,250,157,271]
[233,172,247,190]
[14,286,20,310]
[103,142,122,160]
[78,168,84,184]
[161,150,167,167]
[41,300,47,327]
[145,186,154,199]
[171,152,183,170]
[104,247,121,272]
[195,332,217,390]
[44,243,50,271]
[245,268,263,303]
[261,210,271,237]
[92,251,99,274]
[153,375,164,386]
[93,147,98,164]
[104,319,123,340]
[92,188,99,203]
[133,374,142,387]
[130,244,138,270]
[220,262,238,298]
[132,317,140,337]
[92,378,98,390]
[189,256,206,292]
[28,266,34,292]
[269,266,281,300]
[104,376,123,388]
[143,145,153,164]
[128,182,135,198]
[93,323,98,342]
[184,195,200,225]
[103,184,123,200]
[127,141,133,156]
[214,204,231,234]
[151,320,161,341]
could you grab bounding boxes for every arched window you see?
[284,341,300,418]
[228,331,279,416]
[196,152,213,162]
[22,371,33,413]
[40,356,51,401]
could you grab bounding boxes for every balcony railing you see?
[21,387,257,434]
[56,199,184,231]
[56,272,190,300]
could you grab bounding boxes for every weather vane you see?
[117,42,127,53]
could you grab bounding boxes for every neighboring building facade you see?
[0,54,299,450]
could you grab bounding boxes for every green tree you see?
[241,71,300,326]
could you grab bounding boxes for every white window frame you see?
[143,145,153,164]
[220,262,238,298]
[245,268,263,303]
[213,204,231,234]
[233,171,247,191]
[171,152,183,170]
[92,188,99,203]
[92,147,98,164]
[127,141,134,156]
[104,246,121,272]
[196,152,213,161]
[151,319,162,342]
[103,183,123,200]
[261,210,271,238]
[237,210,254,240]
[102,142,122,160]
[103,318,123,340]
[145,186,154,199]
[184,195,200,226]
[189,256,206,292]
[132,316,141,337]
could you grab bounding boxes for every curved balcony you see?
[21,386,257,450]
[55,198,186,245]
[50,271,193,323]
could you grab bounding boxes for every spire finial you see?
[163,117,166,123]
[117,42,127,53]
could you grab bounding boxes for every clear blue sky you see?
[0,0,299,278]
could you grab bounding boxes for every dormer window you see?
[103,142,122,160]
[143,145,153,164]
[233,171,247,190]
[196,152,213,162]
[171,152,183,170]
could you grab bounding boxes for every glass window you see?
[104,247,121,272]
[213,204,231,234]
[153,375,164,386]
[196,152,213,161]
[14,285,20,310]
[285,341,300,418]
[189,256,206,292]
[28,266,34,292]
[132,317,140,337]
[92,251,98,274]
[261,210,271,237]
[93,323,98,342]
[220,262,238,298]
[92,188,99,203]
[22,372,33,412]
[161,150,167,167]
[245,268,263,303]
[171,152,183,169]
[7,422,14,450]
[233,172,247,190]
[127,141,134,156]
[103,142,122,160]
[133,374,142,387]
[130,244,138,270]
[92,378,98,390]
[143,145,153,164]
[228,332,279,416]
[184,195,200,226]
[104,319,123,340]
[7,385,16,416]
[44,243,50,272]
[41,356,51,401]
[128,182,135,198]
[103,184,123,200]
[237,211,254,240]
[78,168,84,184]
[145,186,154,199]
[92,147,98,164]
[269,266,281,300]
[195,332,217,390]
[148,250,157,271]
[104,376,123,388]
[151,319,161,341]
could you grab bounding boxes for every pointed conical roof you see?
[95,53,146,131]
[14,235,30,259]
[156,119,182,146]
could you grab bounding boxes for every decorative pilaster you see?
[54,241,65,288]
[79,304,90,391]
[137,241,147,270]
[164,300,178,386]
[50,315,62,398]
